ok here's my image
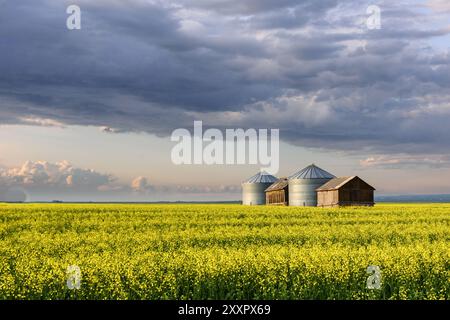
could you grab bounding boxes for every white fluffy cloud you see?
[0,160,114,191]
[131,176,152,192]
[0,161,240,201]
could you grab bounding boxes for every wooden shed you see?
[265,178,289,206]
[316,176,375,207]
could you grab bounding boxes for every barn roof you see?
[242,171,278,184]
[289,164,335,180]
[265,178,289,192]
[316,176,376,191]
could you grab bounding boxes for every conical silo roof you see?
[243,171,278,184]
[289,164,335,180]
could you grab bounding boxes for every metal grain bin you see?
[288,164,335,207]
[242,171,278,205]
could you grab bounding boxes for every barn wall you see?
[318,177,374,207]
[337,178,374,206]
[317,190,339,207]
[266,189,288,206]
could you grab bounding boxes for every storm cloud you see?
[0,0,450,159]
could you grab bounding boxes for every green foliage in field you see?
[0,203,448,300]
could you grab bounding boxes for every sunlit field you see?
[0,203,448,300]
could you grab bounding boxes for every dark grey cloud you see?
[0,0,450,158]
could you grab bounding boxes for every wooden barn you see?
[265,178,289,206]
[316,176,375,207]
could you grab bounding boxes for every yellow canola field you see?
[0,203,448,300]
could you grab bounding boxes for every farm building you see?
[265,178,289,206]
[316,176,375,207]
[241,165,375,207]
[288,164,335,207]
[242,171,278,205]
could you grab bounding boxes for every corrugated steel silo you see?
[242,171,278,205]
[288,164,335,207]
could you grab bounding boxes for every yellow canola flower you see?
[0,203,448,300]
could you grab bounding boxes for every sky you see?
[1,0,450,201]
